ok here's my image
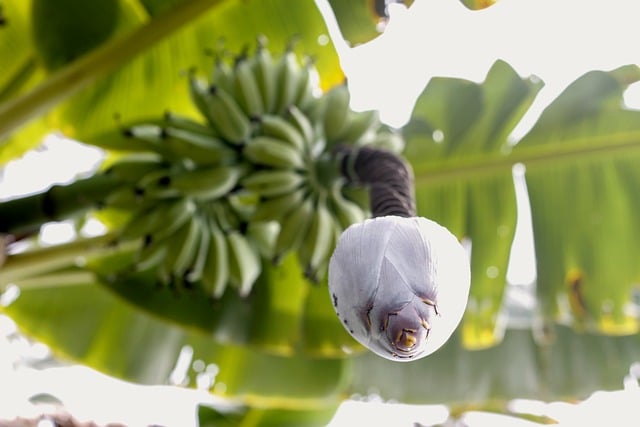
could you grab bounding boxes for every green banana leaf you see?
[516,65,640,335]
[405,60,543,348]
[349,325,640,405]
[3,271,349,408]
[0,0,379,163]
[83,245,359,357]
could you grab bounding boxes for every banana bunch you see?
[98,37,405,296]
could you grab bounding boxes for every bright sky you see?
[3,0,640,425]
[320,0,640,132]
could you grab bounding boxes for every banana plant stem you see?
[0,0,224,141]
[334,145,416,218]
[0,173,123,235]
[0,233,117,286]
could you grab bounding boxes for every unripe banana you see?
[367,129,405,154]
[252,40,278,114]
[298,194,335,283]
[201,216,230,298]
[251,189,306,222]
[212,200,242,232]
[103,187,143,209]
[135,234,169,273]
[136,169,180,200]
[323,84,351,143]
[342,109,381,145]
[123,123,171,155]
[234,56,264,117]
[258,114,305,151]
[211,55,235,95]
[163,111,220,138]
[119,198,195,241]
[189,75,251,144]
[272,194,314,264]
[162,126,237,166]
[226,190,258,222]
[246,221,279,259]
[167,165,242,201]
[294,58,318,111]
[185,216,211,284]
[329,181,367,231]
[285,105,316,154]
[240,169,305,198]
[243,136,305,169]
[166,214,202,279]
[103,153,165,183]
[226,230,261,297]
[275,47,302,114]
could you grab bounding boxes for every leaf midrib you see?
[412,129,640,184]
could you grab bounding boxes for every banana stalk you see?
[0,173,124,235]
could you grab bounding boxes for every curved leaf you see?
[86,246,360,357]
[1,275,349,408]
[0,0,219,155]
[0,1,47,164]
[327,0,380,45]
[349,326,640,404]
[516,65,640,334]
[404,60,542,348]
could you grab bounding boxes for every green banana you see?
[185,216,211,284]
[103,153,165,183]
[136,169,180,200]
[226,190,259,222]
[123,123,170,155]
[201,216,230,299]
[246,221,279,259]
[166,214,202,280]
[240,169,305,198]
[103,187,142,209]
[367,129,405,154]
[274,47,302,114]
[212,200,241,232]
[285,105,315,154]
[272,194,314,264]
[252,40,277,114]
[234,56,264,117]
[211,55,235,95]
[323,84,351,143]
[163,111,220,138]
[162,126,237,165]
[119,198,194,241]
[243,136,305,169]
[226,230,262,297]
[329,181,367,231]
[168,165,242,201]
[258,114,305,151]
[297,194,335,283]
[135,234,169,273]
[294,58,318,110]
[189,75,251,144]
[342,109,381,145]
[251,188,306,222]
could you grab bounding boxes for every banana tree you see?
[2,0,640,426]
